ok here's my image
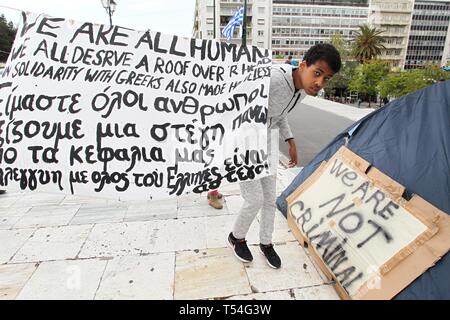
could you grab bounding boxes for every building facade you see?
[193,0,450,69]
[405,0,450,69]
[271,0,369,59]
[368,0,414,68]
[192,0,272,48]
[193,0,370,60]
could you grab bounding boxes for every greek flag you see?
[222,6,244,41]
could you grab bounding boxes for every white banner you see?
[0,12,272,200]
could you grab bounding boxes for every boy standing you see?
[228,44,342,268]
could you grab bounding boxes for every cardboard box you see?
[286,146,450,300]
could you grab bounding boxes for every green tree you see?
[325,60,359,98]
[421,64,450,84]
[331,33,351,61]
[352,24,386,63]
[379,65,450,99]
[349,60,389,107]
[0,14,17,63]
[378,71,425,99]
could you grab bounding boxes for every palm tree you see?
[352,25,386,63]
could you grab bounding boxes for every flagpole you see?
[242,0,247,46]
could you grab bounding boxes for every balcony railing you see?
[378,19,411,26]
[379,30,408,37]
[371,3,413,14]
[220,8,252,15]
[220,0,253,4]
[273,12,367,18]
[383,42,405,48]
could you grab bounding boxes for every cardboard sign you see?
[287,146,450,299]
[0,12,272,200]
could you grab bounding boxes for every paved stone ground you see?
[1,99,372,300]
[0,164,340,300]
[303,96,375,122]
[0,98,373,300]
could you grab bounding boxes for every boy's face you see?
[298,60,335,96]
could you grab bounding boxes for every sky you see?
[0,0,197,37]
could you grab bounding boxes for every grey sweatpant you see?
[232,174,277,245]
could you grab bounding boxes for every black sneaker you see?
[227,232,253,263]
[259,244,281,269]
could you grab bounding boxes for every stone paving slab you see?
[16,259,107,300]
[205,214,260,248]
[244,242,324,293]
[78,221,158,259]
[60,195,115,206]
[0,263,37,300]
[0,229,36,264]
[174,247,252,300]
[124,200,177,222]
[178,199,230,219]
[293,284,340,300]
[0,166,341,300]
[94,253,175,300]
[69,204,126,225]
[304,96,374,122]
[14,205,80,228]
[11,225,93,263]
[0,206,31,218]
[0,192,26,209]
[151,217,208,253]
[0,207,32,230]
[225,289,294,300]
[8,193,65,208]
[0,216,23,230]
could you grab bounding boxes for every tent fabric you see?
[276,80,450,299]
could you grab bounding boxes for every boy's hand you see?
[287,139,298,167]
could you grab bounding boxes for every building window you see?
[206,18,213,24]
[258,30,264,36]
[207,30,214,37]
[257,42,264,47]
[258,19,265,25]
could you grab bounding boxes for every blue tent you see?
[276,80,450,299]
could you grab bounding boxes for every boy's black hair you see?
[303,43,342,73]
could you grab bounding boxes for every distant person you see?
[227,44,342,269]
[284,55,292,65]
